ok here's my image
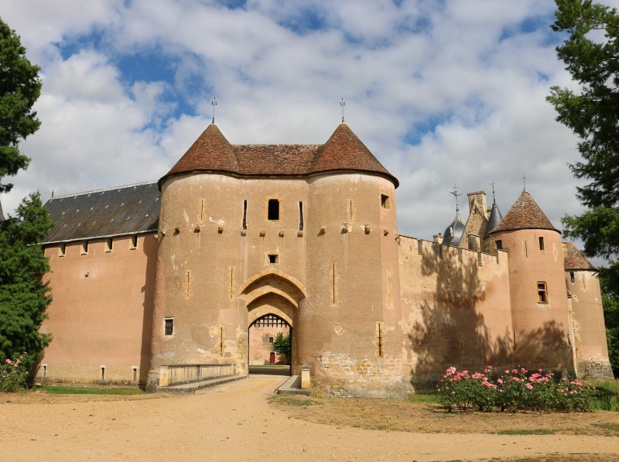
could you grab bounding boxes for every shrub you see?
[437,366,596,413]
[0,353,28,392]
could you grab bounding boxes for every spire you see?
[490,190,558,234]
[485,184,503,236]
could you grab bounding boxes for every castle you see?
[38,122,613,396]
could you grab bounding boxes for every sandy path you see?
[1,376,618,461]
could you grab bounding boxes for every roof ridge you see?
[49,181,158,201]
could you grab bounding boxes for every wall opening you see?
[539,236,545,251]
[164,318,174,336]
[298,201,304,231]
[248,314,291,375]
[537,281,548,303]
[81,241,89,255]
[130,234,138,249]
[268,199,280,221]
[243,200,248,229]
[268,254,279,264]
[381,194,391,209]
[105,238,113,253]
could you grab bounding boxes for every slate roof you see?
[564,241,596,270]
[159,123,398,188]
[443,212,465,246]
[485,200,503,236]
[43,182,160,244]
[490,190,559,234]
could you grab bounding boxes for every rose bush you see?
[0,353,28,392]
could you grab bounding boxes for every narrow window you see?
[381,194,391,209]
[268,336,274,344]
[105,238,113,253]
[132,367,138,383]
[130,234,138,249]
[376,322,384,357]
[220,326,224,356]
[268,254,279,264]
[537,282,548,303]
[164,318,174,336]
[268,199,280,221]
[242,200,248,229]
[539,236,545,251]
[100,366,106,382]
[524,240,528,257]
[298,201,304,231]
[495,240,503,250]
[330,263,337,305]
[42,364,47,378]
[81,241,89,255]
[570,271,575,283]
[59,243,66,257]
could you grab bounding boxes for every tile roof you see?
[490,190,559,234]
[43,182,160,244]
[159,123,398,188]
[564,241,596,270]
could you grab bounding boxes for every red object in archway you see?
[269,352,275,364]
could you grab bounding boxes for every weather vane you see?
[340,98,346,123]
[522,174,527,191]
[211,97,218,124]
[491,182,497,203]
[450,184,462,212]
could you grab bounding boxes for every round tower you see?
[489,190,574,373]
[564,242,614,379]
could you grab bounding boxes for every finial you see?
[211,97,218,124]
[522,174,527,192]
[340,98,346,123]
[51,189,55,199]
[450,184,462,213]
[491,182,496,204]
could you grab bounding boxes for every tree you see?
[272,332,291,363]
[0,193,53,373]
[548,0,619,374]
[0,18,42,194]
[0,18,49,383]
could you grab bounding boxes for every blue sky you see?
[2,0,617,246]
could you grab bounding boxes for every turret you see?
[564,242,614,379]
[489,190,574,373]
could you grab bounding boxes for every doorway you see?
[248,313,291,376]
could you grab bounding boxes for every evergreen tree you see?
[0,193,53,371]
[0,18,49,377]
[273,333,291,364]
[0,18,42,194]
[548,0,619,373]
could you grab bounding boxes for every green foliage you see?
[272,332,291,360]
[0,193,53,379]
[0,18,42,194]
[437,366,596,412]
[600,268,619,376]
[548,0,619,375]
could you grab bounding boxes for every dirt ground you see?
[1,375,618,462]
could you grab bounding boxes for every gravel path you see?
[1,376,618,461]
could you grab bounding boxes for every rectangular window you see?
[539,236,545,250]
[268,199,280,221]
[570,271,575,283]
[495,240,503,250]
[105,238,113,253]
[537,282,548,303]
[268,336,274,344]
[268,254,279,264]
[130,234,138,249]
[381,194,391,209]
[164,318,174,336]
[81,241,89,255]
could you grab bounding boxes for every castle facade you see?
[38,123,613,396]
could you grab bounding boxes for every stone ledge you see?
[157,374,246,394]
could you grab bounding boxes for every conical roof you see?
[313,124,398,186]
[490,190,559,234]
[485,200,503,236]
[160,124,238,186]
[443,212,465,246]
[159,123,398,188]
[564,242,596,270]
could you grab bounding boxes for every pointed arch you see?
[239,268,307,301]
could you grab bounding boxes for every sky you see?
[2,0,616,248]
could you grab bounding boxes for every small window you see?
[105,238,113,253]
[539,236,545,251]
[130,234,138,249]
[570,271,575,283]
[242,200,248,229]
[268,336,274,344]
[495,240,503,250]
[164,318,174,336]
[81,241,89,255]
[537,282,548,303]
[298,201,304,231]
[268,254,279,264]
[381,194,391,209]
[59,243,66,257]
[268,199,280,221]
